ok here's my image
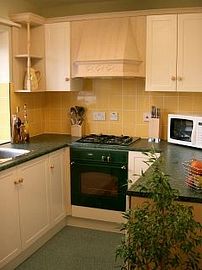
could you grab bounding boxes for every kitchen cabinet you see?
[45,22,82,91]
[17,156,50,249]
[128,151,160,187]
[128,151,150,187]
[146,13,202,92]
[0,147,69,269]
[48,149,66,225]
[0,169,21,268]
[11,13,46,92]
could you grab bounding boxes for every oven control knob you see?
[70,161,75,166]
[107,156,111,163]
[121,165,127,170]
[101,155,106,162]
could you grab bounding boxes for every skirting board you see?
[71,205,125,223]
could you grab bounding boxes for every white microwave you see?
[168,114,202,149]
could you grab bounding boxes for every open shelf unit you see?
[11,13,45,92]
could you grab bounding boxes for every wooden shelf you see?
[15,54,43,59]
[11,13,46,92]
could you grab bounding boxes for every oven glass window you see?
[80,172,118,197]
[170,118,193,141]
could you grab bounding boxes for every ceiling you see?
[27,0,116,9]
[24,0,202,17]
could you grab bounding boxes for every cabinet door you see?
[18,156,50,249]
[177,13,202,92]
[45,22,70,91]
[49,149,66,225]
[128,152,160,187]
[146,15,177,91]
[128,152,150,187]
[0,169,21,268]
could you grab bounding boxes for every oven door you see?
[71,161,127,211]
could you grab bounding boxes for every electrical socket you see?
[143,112,151,122]
[110,112,118,121]
[93,112,105,121]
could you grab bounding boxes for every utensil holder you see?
[71,124,83,137]
[148,118,161,143]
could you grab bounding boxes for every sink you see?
[0,148,30,163]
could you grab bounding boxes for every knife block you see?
[71,124,83,137]
[148,118,161,142]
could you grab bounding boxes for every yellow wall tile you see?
[9,77,202,141]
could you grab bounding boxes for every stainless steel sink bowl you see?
[0,148,30,163]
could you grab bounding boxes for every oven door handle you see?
[70,161,127,170]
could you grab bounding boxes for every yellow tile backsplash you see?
[10,78,202,140]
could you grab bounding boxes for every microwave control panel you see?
[196,121,202,144]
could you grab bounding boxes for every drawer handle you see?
[50,165,54,169]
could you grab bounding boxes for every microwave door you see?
[170,118,193,142]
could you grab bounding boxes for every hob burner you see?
[76,134,140,146]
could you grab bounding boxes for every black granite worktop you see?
[0,134,202,203]
[127,139,202,203]
[0,134,75,172]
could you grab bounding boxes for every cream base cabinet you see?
[48,149,66,226]
[128,152,150,187]
[0,169,21,268]
[45,22,82,91]
[146,13,202,92]
[0,148,69,268]
[17,156,50,250]
[128,151,160,187]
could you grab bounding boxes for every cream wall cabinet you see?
[146,13,202,92]
[45,22,82,91]
[11,13,45,92]
[0,147,69,269]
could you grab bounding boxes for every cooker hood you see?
[72,17,145,78]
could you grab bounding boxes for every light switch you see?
[93,112,105,121]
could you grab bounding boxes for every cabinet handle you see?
[171,76,176,81]
[65,77,70,81]
[14,180,19,185]
[178,76,183,81]
[50,165,54,169]
[19,178,24,183]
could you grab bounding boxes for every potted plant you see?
[116,149,202,270]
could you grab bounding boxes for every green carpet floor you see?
[15,226,123,270]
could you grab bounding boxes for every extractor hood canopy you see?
[72,16,146,78]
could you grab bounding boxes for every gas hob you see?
[76,134,140,146]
